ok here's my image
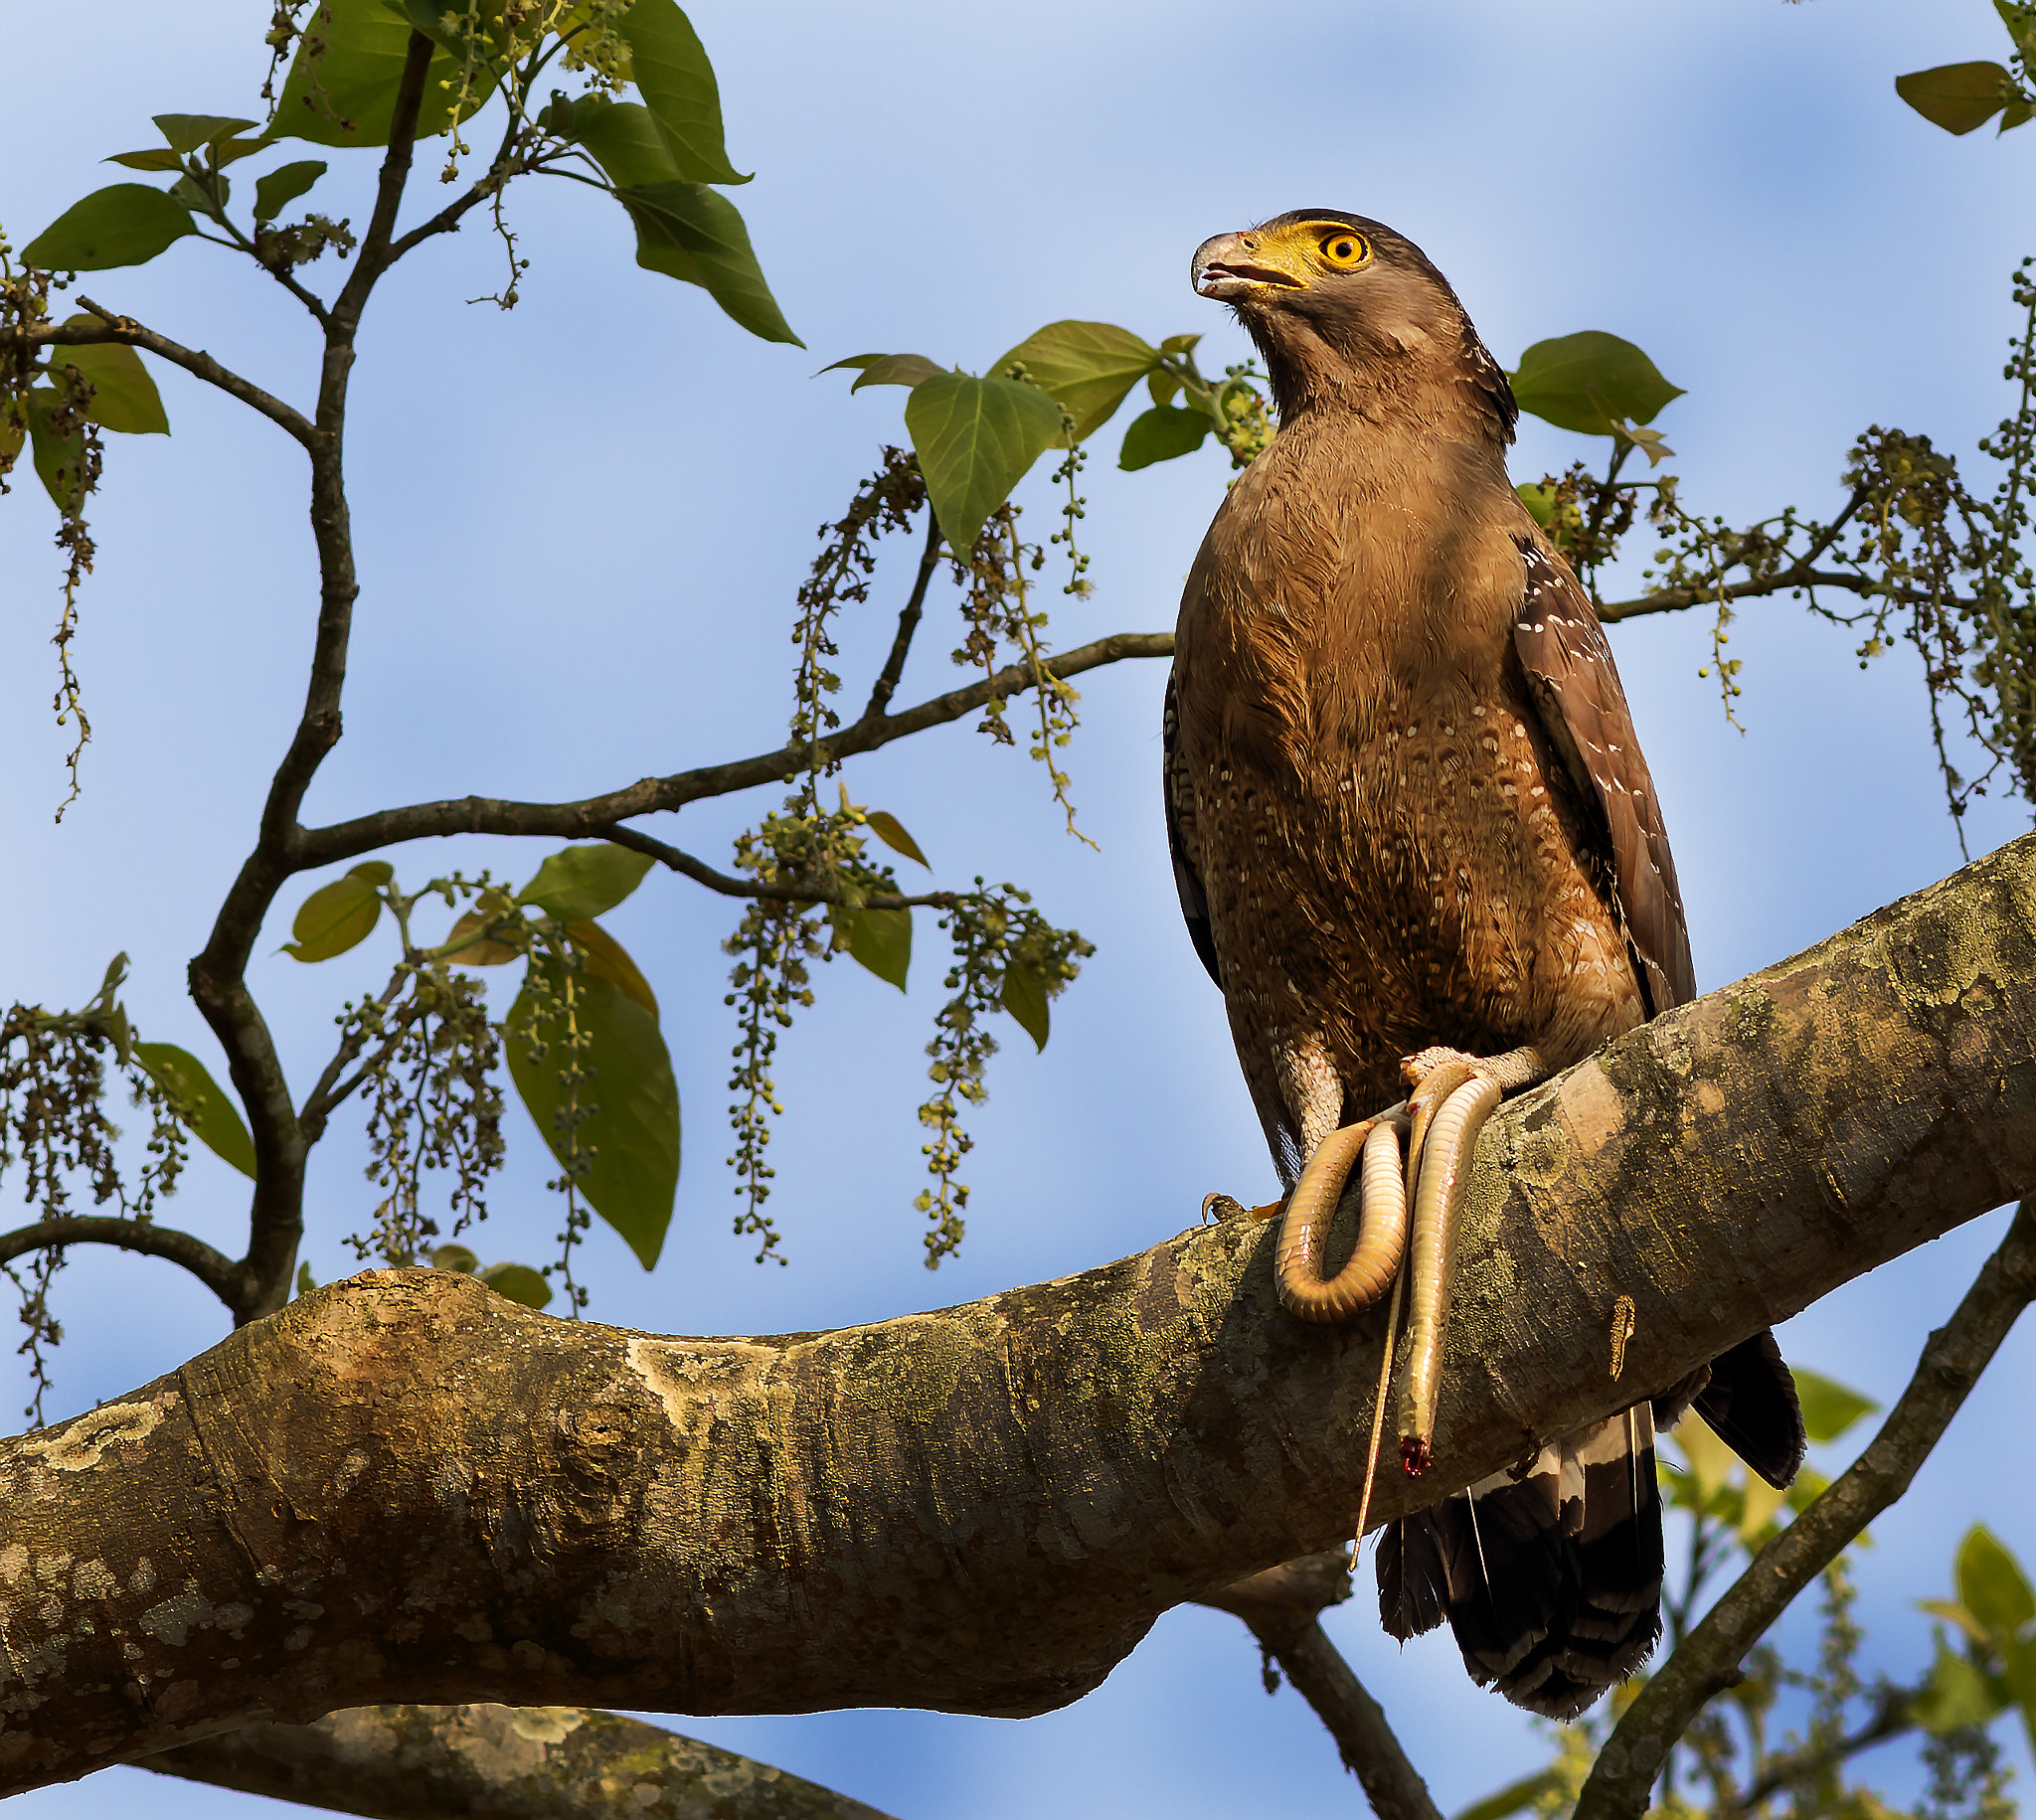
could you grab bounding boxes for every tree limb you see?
[1575,1199,2036,1820]
[140,1703,899,1820]
[3,833,2034,1793]
[292,630,1177,869]
[1198,1553,1442,1820]
[19,307,316,448]
[860,513,945,722]
[0,1217,239,1304]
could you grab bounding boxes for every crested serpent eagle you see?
[1163,209,1805,1718]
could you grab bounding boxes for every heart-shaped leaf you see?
[1119,404,1211,471]
[615,0,748,185]
[1509,331,1684,437]
[517,844,655,922]
[836,906,911,990]
[152,113,257,154]
[906,372,1064,552]
[284,862,389,961]
[1897,61,2018,135]
[22,185,197,271]
[254,160,327,224]
[50,324,169,434]
[991,320,1159,443]
[271,0,499,148]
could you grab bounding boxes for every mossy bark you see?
[3,835,2034,1796]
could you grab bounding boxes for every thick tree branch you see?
[180,34,439,1326]
[0,1217,239,1304]
[1575,1197,2036,1820]
[141,1703,898,1819]
[19,306,316,448]
[3,835,2034,1793]
[1198,1553,1442,1820]
[294,630,1177,869]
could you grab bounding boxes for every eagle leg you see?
[1396,1046,1552,1476]
[1273,1108,1412,1321]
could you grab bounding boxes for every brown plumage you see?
[1164,210,1803,1717]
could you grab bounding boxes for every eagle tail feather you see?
[1378,1408,1663,1720]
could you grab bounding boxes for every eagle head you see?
[1191,210,1515,439]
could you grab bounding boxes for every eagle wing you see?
[1163,670,1223,989]
[1511,537,1698,1015]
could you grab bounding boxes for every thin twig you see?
[595,824,955,910]
[1575,1200,2036,1820]
[861,512,945,721]
[1724,1685,1915,1817]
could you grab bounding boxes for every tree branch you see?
[1727,1685,1916,1816]
[1598,569,1970,624]
[141,1703,898,1819]
[294,630,1177,869]
[1575,1199,2036,1820]
[0,1217,239,1306]
[4,832,2034,1792]
[860,512,945,722]
[596,825,956,910]
[1198,1553,1442,1820]
[181,33,439,1325]
[20,306,316,448]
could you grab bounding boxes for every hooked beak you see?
[1191,229,1308,301]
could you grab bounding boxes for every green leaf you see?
[271,0,499,148]
[507,969,680,1271]
[430,1242,480,1272]
[1919,1597,1992,1647]
[1674,1413,1737,1505]
[864,809,930,869]
[824,352,944,392]
[477,1260,554,1309]
[1957,1524,2036,1639]
[517,843,655,922]
[1146,367,1182,409]
[443,902,523,966]
[1517,481,1561,528]
[152,113,256,154]
[104,148,185,173]
[990,320,1160,443]
[50,324,169,434]
[614,181,800,346]
[254,160,327,224]
[1737,1472,1787,1544]
[1453,1770,1564,1820]
[1118,404,1211,470]
[1895,63,2018,136]
[567,95,676,185]
[2000,1,2036,58]
[2006,1632,2036,1760]
[1509,331,1684,437]
[1001,959,1051,1052]
[25,390,87,513]
[2001,99,2034,133]
[615,0,748,185]
[836,906,911,991]
[566,920,660,1018]
[1790,1367,1879,1443]
[294,1261,317,1297]
[1916,1636,2010,1734]
[133,1041,257,1179]
[21,185,197,271]
[906,372,1064,552]
[284,863,387,961]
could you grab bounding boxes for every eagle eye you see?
[1318,231,1369,269]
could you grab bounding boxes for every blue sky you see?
[3,1,2034,1814]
